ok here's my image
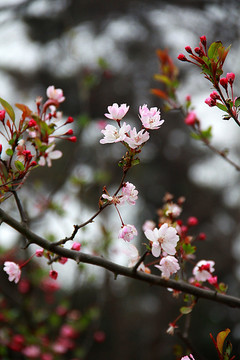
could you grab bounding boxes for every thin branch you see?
[1,207,240,309]
[12,190,28,225]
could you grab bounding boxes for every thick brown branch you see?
[1,207,240,308]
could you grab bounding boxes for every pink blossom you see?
[3,261,21,284]
[46,85,65,103]
[166,204,182,217]
[22,345,41,358]
[105,103,129,121]
[155,255,180,279]
[184,111,197,125]
[100,122,130,144]
[124,127,149,149]
[193,260,215,282]
[60,324,77,338]
[35,249,44,257]
[123,243,146,271]
[205,97,216,107]
[0,110,6,121]
[121,182,138,205]
[139,104,164,130]
[142,220,156,232]
[39,144,62,167]
[49,270,58,280]
[59,257,68,264]
[71,242,81,251]
[181,355,195,360]
[118,224,138,242]
[144,223,179,257]
[226,72,235,85]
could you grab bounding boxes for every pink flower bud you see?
[177,54,188,61]
[185,95,191,102]
[49,270,58,280]
[220,77,228,89]
[71,242,81,251]
[59,257,68,264]
[36,249,44,257]
[226,72,235,85]
[208,275,218,285]
[0,110,6,122]
[184,111,197,126]
[0,144,2,154]
[210,91,220,100]
[187,216,198,226]
[28,119,37,127]
[200,35,207,46]
[205,97,216,107]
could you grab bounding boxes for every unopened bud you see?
[28,119,37,127]
[226,72,235,85]
[185,46,192,54]
[66,116,74,124]
[49,270,58,280]
[177,54,188,61]
[0,110,6,122]
[65,129,73,135]
[68,136,77,142]
[200,35,207,46]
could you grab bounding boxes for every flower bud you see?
[28,119,37,127]
[185,46,192,54]
[71,242,81,251]
[184,111,197,126]
[0,110,6,122]
[220,77,228,89]
[226,72,235,85]
[177,54,188,61]
[49,270,58,280]
[187,216,198,226]
[66,116,74,124]
[68,136,77,142]
[200,35,207,46]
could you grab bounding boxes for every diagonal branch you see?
[1,207,240,308]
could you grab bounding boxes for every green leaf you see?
[5,148,13,156]
[208,41,223,60]
[190,132,201,141]
[234,97,240,108]
[180,306,192,315]
[182,243,196,255]
[131,158,140,167]
[201,126,212,140]
[0,97,15,122]
[14,160,25,172]
[216,103,228,112]
[153,74,172,86]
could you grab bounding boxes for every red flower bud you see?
[68,136,77,142]
[65,129,73,135]
[30,161,37,167]
[28,119,37,127]
[66,116,74,124]
[185,46,192,54]
[187,216,198,226]
[200,35,207,46]
[0,144,2,154]
[226,72,235,85]
[49,270,58,280]
[0,110,6,122]
[177,54,188,61]
[198,232,206,241]
[220,77,228,89]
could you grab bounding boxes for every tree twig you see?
[1,207,240,309]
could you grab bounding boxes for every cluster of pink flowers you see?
[0,86,76,202]
[100,103,164,245]
[100,103,164,149]
[144,223,180,279]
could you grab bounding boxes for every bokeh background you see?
[1,0,240,359]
